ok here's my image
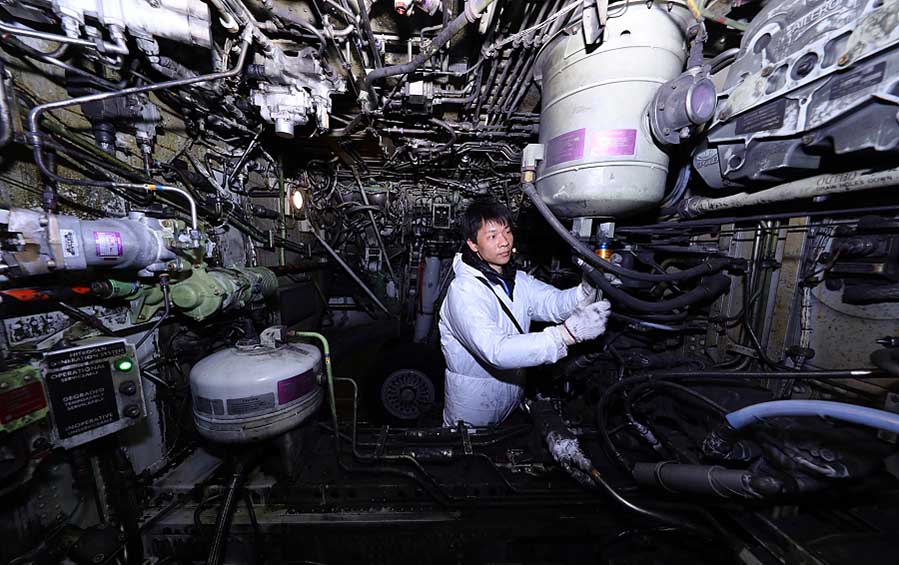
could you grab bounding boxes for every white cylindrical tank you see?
[534,1,693,218]
[190,336,323,443]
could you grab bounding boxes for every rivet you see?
[837,53,850,66]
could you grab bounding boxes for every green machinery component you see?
[0,365,48,433]
[94,266,278,322]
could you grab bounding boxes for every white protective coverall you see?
[439,253,583,426]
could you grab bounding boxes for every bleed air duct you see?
[533,1,693,218]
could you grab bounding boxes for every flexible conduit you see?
[726,400,899,435]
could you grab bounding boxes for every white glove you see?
[575,280,598,307]
[558,300,611,346]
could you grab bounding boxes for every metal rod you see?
[0,20,126,54]
[225,127,262,189]
[312,231,392,314]
[351,168,396,283]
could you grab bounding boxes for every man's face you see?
[467,219,514,273]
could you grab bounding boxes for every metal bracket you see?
[374,425,390,457]
[459,423,472,455]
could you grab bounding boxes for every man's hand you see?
[575,280,598,307]
[558,300,611,345]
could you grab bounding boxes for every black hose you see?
[870,348,899,377]
[56,301,116,336]
[363,0,495,92]
[207,455,254,565]
[428,118,457,154]
[521,182,741,282]
[843,284,899,305]
[0,60,12,148]
[356,0,382,69]
[708,48,739,75]
[581,261,731,313]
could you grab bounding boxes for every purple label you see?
[545,129,586,167]
[93,231,123,258]
[277,369,315,405]
[589,129,637,157]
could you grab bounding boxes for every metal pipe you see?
[146,184,198,230]
[311,231,391,314]
[0,20,126,54]
[26,32,252,190]
[351,169,396,283]
[680,166,899,218]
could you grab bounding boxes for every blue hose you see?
[725,400,899,435]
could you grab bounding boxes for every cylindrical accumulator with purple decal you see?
[190,333,324,443]
[533,1,693,219]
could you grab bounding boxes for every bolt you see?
[46,260,56,269]
[93,553,105,564]
[837,53,850,66]
[760,65,774,77]
[39,216,49,227]
[802,134,815,145]
[663,127,671,135]
[31,437,50,451]
[123,404,141,418]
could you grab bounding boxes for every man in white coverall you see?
[439,200,611,427]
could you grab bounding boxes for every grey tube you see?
[0,21,126,55]
[0,61,12,148]
[679,166,899,218]
[725,399,899,435]
[362,0,497,90]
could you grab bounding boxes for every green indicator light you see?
[115,358,134,372]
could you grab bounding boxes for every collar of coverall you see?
[461,246,517,300]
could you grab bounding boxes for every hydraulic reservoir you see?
[534,1,692,218]
[190,329,324,443]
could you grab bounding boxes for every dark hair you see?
[462,199,513,242]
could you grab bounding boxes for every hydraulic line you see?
[356,0,382,69]
[679,166,899,218]
[580,260,732,313]
[362,0,498,94]
[521,182,740,282]
[206,454,255,565]
[26,31,252,190]
[0,20,128,55]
